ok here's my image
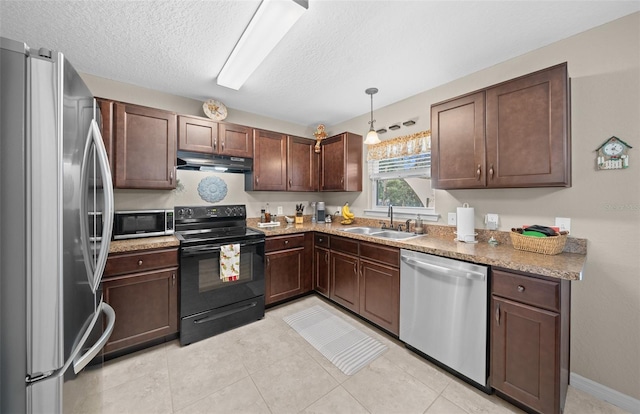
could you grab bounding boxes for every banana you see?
[342,203,355,220]
[340,218,353,225]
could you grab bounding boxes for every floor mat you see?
[283,305,387,375]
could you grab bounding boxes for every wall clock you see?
[203,99,228,121]
[595,136,632,170]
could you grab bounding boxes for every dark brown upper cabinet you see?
[113,102,177,189]
[287,135,318,192]
[177,115,252,158]
[320,132,363,192]
[250,129,288,191]
[431,63,570,189]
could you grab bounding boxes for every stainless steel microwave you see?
[112,209,175,240]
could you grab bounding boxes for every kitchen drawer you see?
[492,269,560,312]
[265,234,305,252]
[360,241,399,267]
[314,233,330,248]
[330,235,358,256]
[105,248,178,277]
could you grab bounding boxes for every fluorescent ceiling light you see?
[217,0,308,90]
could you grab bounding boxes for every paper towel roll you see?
[457,204,476,242]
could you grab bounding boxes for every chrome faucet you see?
[387,204,394,230]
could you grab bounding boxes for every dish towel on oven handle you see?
[220,244,240,282]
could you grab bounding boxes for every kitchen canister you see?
[456,203,477,243]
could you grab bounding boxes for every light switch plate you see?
[448,212,457,225]
[277,206,283,215]
[555,217,571,233]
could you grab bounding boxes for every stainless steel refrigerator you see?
[1,37,115,413]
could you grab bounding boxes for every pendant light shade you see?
[364,87,381,145]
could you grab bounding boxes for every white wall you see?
[330,13,640,400]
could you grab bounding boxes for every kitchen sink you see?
[370,230,422,240]
[339,227,423,241]
[339,227,382,235]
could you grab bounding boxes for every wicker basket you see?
[510,231,568,255]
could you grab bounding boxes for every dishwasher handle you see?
[401,255,485,281]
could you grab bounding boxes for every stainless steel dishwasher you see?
[400,249,489,390]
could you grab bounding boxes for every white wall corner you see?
[570,372,640,413]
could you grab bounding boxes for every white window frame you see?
[365,153,438,221]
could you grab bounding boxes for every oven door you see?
[179,238,265,318]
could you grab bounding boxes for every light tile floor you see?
[76,295,629,414]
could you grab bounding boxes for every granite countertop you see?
[249,218,586,281]
[109,235,180,254]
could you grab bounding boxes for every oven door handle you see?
[181,239,264,256]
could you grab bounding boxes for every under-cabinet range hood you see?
[176,150,253,173]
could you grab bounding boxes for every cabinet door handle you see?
[517,285,525,292]
[325,252,329,263]
[341,177,344,185]
[256,176,259,184]
[221,140,225,151]
[213,140,217,151]
[172,273,176,286]
[353,262,357,274]
[170,170,174,182]
[495,303,501,326]
[476,164,482,180]
[489,164,494,179]
[137,260,143,266]
[266,257,270,267]
[289,179,292,187]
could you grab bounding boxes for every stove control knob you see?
[185,208,193,218]
[225,207,233,216]
[177,208,185,218]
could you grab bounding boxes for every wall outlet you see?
[555,217,571,233]
[277,206,283,215]
[486,213,499,230]
[448,212,457,225]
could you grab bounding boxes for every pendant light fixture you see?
[364,87,381,145]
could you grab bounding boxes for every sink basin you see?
[340,227,422,241]
[370,230,422,240]
[339,227,382,235]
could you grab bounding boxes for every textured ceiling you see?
[1,1,638,128]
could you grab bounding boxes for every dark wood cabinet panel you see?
[219,123,253,158]
[486,63,570,187]
[177,115,218,153]
[103,267,178,354]
[431,91,486,189]
[330,251,360,312]
[359,259,399,335]
[431,63,570,190]
[288,136,318,191]
[252,129,287,191]
[104,248,179,355]
[491,297,558,414]
[265,248,305,305]
[113,102,176,189]
[320,132,362,191]
[264,233,312,305]
[490,268,571,414]
[314,246,330,297]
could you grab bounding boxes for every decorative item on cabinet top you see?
[202,99,227,121]
[314,124,328,153]
[595,136,632,170]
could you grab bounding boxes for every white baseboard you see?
[570,372,640,413]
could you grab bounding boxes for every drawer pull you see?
[495,303,501,326]
[517,285,525,292]
[284,240,289,245]
[137,260,143,266]
[318,238,323,243]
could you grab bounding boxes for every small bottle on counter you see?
[260,209,266,223]
[264,203,271,222]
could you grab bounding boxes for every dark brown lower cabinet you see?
[265,233,312,305]
[359,259,399,334]
[491,268,570,414]
[330,251,360,313]
[103,248,179,355]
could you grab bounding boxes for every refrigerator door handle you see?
[90,119,114,292]
[79,118,114,293]
[73,302,115,374]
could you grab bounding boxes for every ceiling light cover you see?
[217,0,308,90]
[364,87,381,145]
